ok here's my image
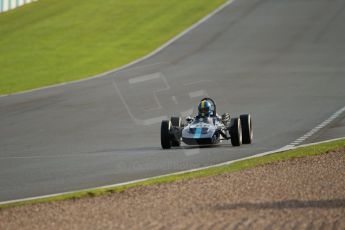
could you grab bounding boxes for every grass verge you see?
[1,138,344,210]
[0,0,227,95]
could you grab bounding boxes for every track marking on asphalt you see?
[283,106,345,148]
[0,0,235,99]
[128,73,162,84]
[1,137,344,206]
[183,79,212,86]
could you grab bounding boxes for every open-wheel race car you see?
[160,98,253,149]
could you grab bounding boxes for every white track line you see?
[283,106,345,148]
[0,0,235,99]
[0,136,344,206]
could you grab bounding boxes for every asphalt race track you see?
[1,0,345,202]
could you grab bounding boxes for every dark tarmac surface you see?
[1,0,345,201]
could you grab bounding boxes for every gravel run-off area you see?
[1,148,344,230]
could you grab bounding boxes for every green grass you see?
[1,139,344,210]
[0,0,227,95]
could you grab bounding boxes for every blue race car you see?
[160,98,253,149]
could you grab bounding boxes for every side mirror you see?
[186,116,193,122]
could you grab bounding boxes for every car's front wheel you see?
[229,118,242,147]
[161,120,172,149]
[170,117,182,147]
[240,114,253,144]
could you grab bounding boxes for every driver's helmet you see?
[198,100,212,117]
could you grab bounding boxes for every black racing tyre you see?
[161,120,172,149]
[170,117,181,147]
[229,118,242,147]
[240,114,253,144]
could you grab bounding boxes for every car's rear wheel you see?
[161,120,172,149]
[229,118,242,147]
[240,114,253,144]
[170,117,182,147]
